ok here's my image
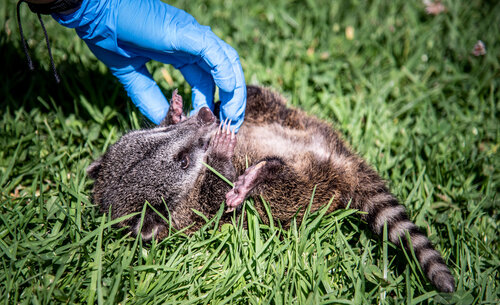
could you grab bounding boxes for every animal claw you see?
[226,205,235,213]
[209,117,237,160]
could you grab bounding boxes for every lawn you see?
[0,0,498,304]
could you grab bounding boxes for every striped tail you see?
[363,192,455,293]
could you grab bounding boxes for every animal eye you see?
[180,155,190,169]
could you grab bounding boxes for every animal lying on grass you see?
[87,85,455,293]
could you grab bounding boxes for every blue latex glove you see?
[52,0,246,131]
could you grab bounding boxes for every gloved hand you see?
[52,0,246,130]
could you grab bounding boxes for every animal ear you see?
[86,158,102,179]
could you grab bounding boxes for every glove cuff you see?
[27,0,82,15]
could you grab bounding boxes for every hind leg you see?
[160,89,186,126]
[225,157,286,212]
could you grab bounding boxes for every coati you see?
[87,86,455,293]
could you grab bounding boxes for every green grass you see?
[1,0,499,303]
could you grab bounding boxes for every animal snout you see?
[197,107,216,125]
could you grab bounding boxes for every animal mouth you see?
[201,128,217,152]
[202,137,211,151]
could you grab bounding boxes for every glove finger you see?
[90,41,169,125]
[176,25,237,93]
[179,64,216,114]
[201,31,237,92]
[218,41,246,133]
[113,1,234,94]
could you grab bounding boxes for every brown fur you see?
[88,85,455,292]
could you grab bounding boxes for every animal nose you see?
[197,107,216,125]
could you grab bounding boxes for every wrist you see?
[26,0,82,15]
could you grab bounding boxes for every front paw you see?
[209,119,237,161]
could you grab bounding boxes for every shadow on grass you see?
[0,40,131,123]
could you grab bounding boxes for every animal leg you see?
[160,89,186,126]
[209,118,237,162]
[194,119,238,216]
[226,157,285,212]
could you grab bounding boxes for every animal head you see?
[87,107,218,225]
